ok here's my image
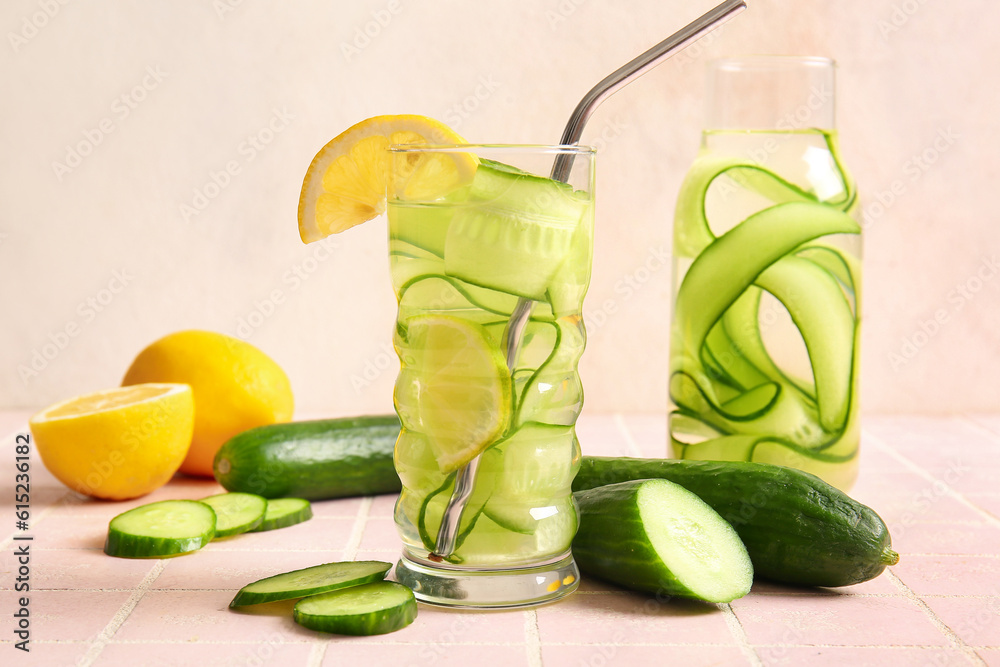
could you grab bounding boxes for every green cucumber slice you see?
[480,422,579,534]
[252,497,313,532]
[572,479,752,603]
[230,560,391,607]
[200,492,267,538]
[104,500,216,559]
[443,160,591,302]
[446,509,577,566]
[293,581,417,635]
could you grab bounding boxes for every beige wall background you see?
[2,0,997,417]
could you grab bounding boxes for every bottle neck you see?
[706,56,836,131]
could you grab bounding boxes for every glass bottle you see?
[669,56,861,491]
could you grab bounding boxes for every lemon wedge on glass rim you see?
[297,114,477,243]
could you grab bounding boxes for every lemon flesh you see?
[30,384,195,500]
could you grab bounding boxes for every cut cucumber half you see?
[252,497,313,532]
[293,581,417,635]
[200,492,267,538]
[230,560,391,607]
[572,479,753,603]
[104,500,216,559]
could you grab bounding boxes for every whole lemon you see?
[122,330,294,477]
[30,383,195,500]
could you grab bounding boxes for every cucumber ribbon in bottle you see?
[670,131,861,481]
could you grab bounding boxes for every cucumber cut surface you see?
[293,581,417,635]
[104,500,216,559]
[252,497,313,532]
[572,479,752,603]
[200,492,267,538]
[230,560,391,607]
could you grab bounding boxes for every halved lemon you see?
[394,315,511,472]
[297,115,476,243]
[29,384,195,500]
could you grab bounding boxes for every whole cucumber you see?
[213,415,402,500]
[215,415,899,588]
[572,457,899,587]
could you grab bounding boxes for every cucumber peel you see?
[230,560,391,607]
[200,492,267,538]
[104,500,216,559]
[252,497,313,532]
[293,581,417,635]
[572,479,753,603]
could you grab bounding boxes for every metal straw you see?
[433,0,749,558]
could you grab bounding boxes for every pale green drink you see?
[388,146,594,607]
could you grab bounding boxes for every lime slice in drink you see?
[394,315,512,472]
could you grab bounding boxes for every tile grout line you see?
[9,638,1000,649]
[719,603,763,666]
[306,641,327,667]
[10,587,1000,600]
[612,413,643,457]
[958,414,1000,446]
[340,496,373,561]
[0,490,73,553]
[524,609,543,667]
[313,496,374,666]
[884,570,987,666]
[76,560,166,667]
[867,431,1000,529]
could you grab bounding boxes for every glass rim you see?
[388,143,596,155]
[710,55,835,71]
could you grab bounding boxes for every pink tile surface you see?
[321,643,529,667]
[0,641,91,666]
[542,643,749,666]
[922,596,1000,647]
[536,592,734,645]
[753,646,969,666]
[892,555,1000,596]
[0,547,156,591]
[116,590,315,642]
[981,648,1000,666]
[731,594,949,647]
[966,494,1000,520]
[310,496,366,518]
[0,589,131,641]
[199,516,354,554]
[2,413,999,664]
[151,549,379,592]
[890,520,1000,556]
[98,640,315,667]
[357,516,402,552]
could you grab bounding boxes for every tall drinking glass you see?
[669,56,862,491]
[388,145,595,607]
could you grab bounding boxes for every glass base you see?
[394,550,580,609]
